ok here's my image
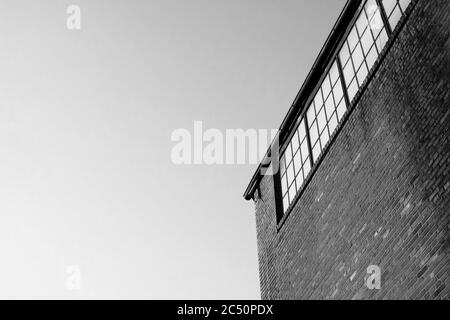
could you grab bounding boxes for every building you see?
[243,0,449,299]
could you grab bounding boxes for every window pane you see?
[281,173,288,195]
[287,163,295,187]
[307,103,316,125]
[298,119,307,142]
[283,195,289,213]
[285,143,292,164]
[303,159,311,177]
[399,0,411,12]
[300,141,309,162]
[337,99,347,121]
[340,42,351,66]
[288,184,296,204]
[295,174,304,192]
[357,63,369,86]
[321,76,332,100]
[293,151,302,176]
[320,130,330,148]
[347,78,359,102]
[317,107,327,132]
[333,81,344,102]
[352,44,365,71]
[356,10,368,35]
[348,28,359,52]
[389,5,402,30]
[382,0,396,16]
[328,113,338,134]
[309,121,319,144]
[343,61,355,86]
[291,132,300,154]
[314,90,323,109]
[329,62,340,86]
[366,45,378,70]
[325,95,335,120]
[312,144,321,162]
[375,28,388,52]
[369,10,384,36]
[361,28,374,55]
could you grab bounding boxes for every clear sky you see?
[0,0,346,299]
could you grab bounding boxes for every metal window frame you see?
[275,0,415,229]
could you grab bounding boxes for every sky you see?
[0,0,346,299]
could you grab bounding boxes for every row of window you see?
[279,0,412,215]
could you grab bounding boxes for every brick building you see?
[243,0,449,299]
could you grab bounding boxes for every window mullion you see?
[336,56,351,109]
[376,0,393,35]
[303,111,315,169]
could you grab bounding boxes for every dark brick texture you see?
[253,0,449,300]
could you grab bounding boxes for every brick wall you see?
[253,0,449,299]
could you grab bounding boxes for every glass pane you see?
[312,144,321,162]
[389,5,402,30]
[348,28,359,52]
[307,103,316,125]
[317,107,327,132]
[296,174,304,191]
[281,173,288,195]
[361,28,374,55]
[320,130,330,148]
[287,163,295,188]
[288,184,296,204]
[291,132,300,154]
[300,140,309,161]
[343,61,355,86]
[376,28,389,52]
[399,0,411,12]
[328,113,338,134]
[369,10,384,35]
[357,63,369,86]
[309,121,319,144]
[325,95,335,120]
[366,45,378,70]
[314,90,323,109]
[285,143,292,165]
[321,76,332,101]
[352,44,365,71]
[382,0,397,16]
[333,81,344,102]
[283,195,289,213]
[347,78,359,102]
[337,99,347,121]
[329,62,340,86]
[293,151,302,176]
[340,42,351,66]
[366,0,379,23]
[298,119,307,142]
[356,11,368,35]
[303,158,311,177]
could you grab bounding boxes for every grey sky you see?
[0,0,346,299]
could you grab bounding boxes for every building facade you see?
[244,0,449,299]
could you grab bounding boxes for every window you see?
[382,0,412,30]
[339,0,389,102]
[280,119,311,213]
[276,0,414,221]
[306,61,347,162]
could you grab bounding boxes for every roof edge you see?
[243,0,362,201]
